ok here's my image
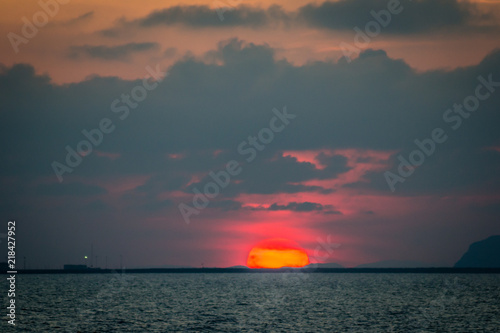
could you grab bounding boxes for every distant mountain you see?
[455,235,500,268]
[306,262,344,268]
[355,260,436,268]
[226,265,250,269]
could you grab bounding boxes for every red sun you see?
[246,238,310,269]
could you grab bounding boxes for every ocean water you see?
[2,273,500,332]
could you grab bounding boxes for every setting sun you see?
[247,238,310,269]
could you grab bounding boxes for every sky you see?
[1,0,500,269]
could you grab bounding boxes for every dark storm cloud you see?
[68,42,159,61]
[36,182,107,196]
[2,38,500,269]
[347,146,500,195]
[99,5,288,36]
[315,153,352,179]
[99,0,498,36]
[138,5,280,28]
[1,39,500,202]
[268,201,332,212]
[297,0,492,34]
[184,153,344,197]
[246,201,342,214]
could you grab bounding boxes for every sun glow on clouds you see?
[209,147,416,266]
[283,149,329,169]
[132,146,416,266]
[225,148,396,221]
[283,148,393,188]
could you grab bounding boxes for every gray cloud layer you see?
[1,39,500,206]
[1,38,500,268]
[267,201,337,212]
[298,0,488,34]
[100,0,499,36]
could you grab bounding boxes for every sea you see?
[2,273,499,332]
